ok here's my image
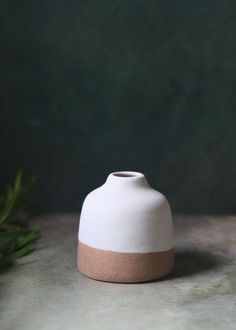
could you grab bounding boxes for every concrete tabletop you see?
[1,214,236,330]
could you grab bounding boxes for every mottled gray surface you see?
[1,214,236,330]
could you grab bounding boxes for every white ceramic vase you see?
[78,171,174,283]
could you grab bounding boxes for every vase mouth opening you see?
[111,171,144,179]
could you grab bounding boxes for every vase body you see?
[78,171,174,283]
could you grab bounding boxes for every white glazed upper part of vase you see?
[78,171,174,253]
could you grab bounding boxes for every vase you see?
[77,171,174,283]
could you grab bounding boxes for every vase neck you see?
[105,171,149,189]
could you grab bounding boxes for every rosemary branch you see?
[0,171,39,269]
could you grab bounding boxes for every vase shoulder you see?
[79,171,173,253]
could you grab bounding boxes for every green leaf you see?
[0,172,39,270]
[14,170,23,193]
[0,244,35,268]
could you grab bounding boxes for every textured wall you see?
[1,1,236,213]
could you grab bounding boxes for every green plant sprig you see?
[0,171,39,269]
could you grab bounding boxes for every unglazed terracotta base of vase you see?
[78,171,174,283]
[78,242,174,283]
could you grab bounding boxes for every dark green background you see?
[1,1,236,213]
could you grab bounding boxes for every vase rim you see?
[110,171,145,179]
[105,171,148,186]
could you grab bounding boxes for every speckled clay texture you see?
[78,241,174,283]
